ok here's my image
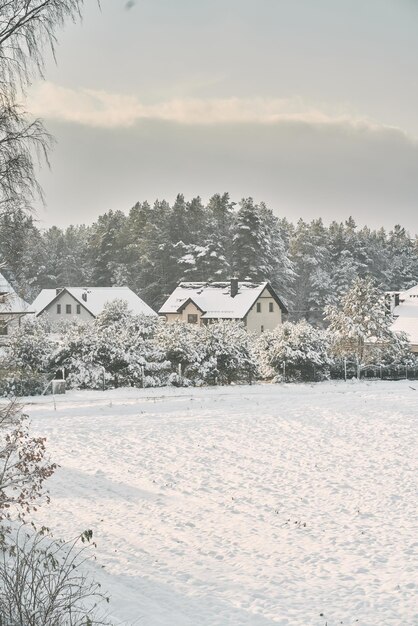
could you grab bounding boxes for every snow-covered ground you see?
[24,381,417,626]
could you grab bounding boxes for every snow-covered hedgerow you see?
[202,320,258,385]
[257,320,334,382]
[51,302,170,390]
[155,321,208,386]
[156,320,257,385]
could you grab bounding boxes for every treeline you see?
[2,194,418,322]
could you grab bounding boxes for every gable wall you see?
[245,288,282,335]
[163,301,203,325]
[39,292,94,325]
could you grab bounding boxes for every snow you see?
[23,381,418,626]
[32,287,157,318]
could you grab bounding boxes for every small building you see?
[0,273,33,343]
[159,280,287,335]
[387,285,418,352]
[32,286,157,324]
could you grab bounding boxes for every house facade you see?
[0,273,33,344]
[159,280,287,335]
[32,286,157,324]
[387,285,418,353]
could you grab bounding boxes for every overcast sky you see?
[29,0,418,233]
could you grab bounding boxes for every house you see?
[386,285,418,352]
[159,280,288,335]
[0,273,34,343]
[32,286,157,324]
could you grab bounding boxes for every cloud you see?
[29,81,407,138]
[37,113,418,234]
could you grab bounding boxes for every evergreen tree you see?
[233,198,273,281]
[289,218,331,324]
[384,225,418,290]
[325,276,396,371]
[89,210,127,285]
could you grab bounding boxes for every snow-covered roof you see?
[392,316,418,345]
[32,287,157,318]
[159,281,287,319]
[390,284,418,345]
[0,272,33,315]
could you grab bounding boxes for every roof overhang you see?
[176,297,206,315]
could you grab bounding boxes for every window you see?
[0,322,8,336]
[76,304,81,314]
[256,302,261,313]
[187,314,198,324]
[57,304,61,314]
[269,302,274,312]
[66,304,72,314]
[261,325,264,333]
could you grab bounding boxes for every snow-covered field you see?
[25,381,418,626]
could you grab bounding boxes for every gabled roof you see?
[32,287,157,318]
[159,281,288,319]
[0,272,33,315]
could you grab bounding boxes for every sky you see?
[29,0,418,233]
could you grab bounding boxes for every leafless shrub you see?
[0,526,110,626]
[0,399,56,522]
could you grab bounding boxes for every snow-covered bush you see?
[155,321,209,385]
[50,320,107,390]
[156,320,257,385]
[257,320,333,382]
[379,330,418,367]
[0,318,57,396]
[52,302,170,389]
[202,320,258,384]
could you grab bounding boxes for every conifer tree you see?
[325,276,396,372]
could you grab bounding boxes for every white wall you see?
[38,291,94,325]
[245,288,282,335]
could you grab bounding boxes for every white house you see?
[32,286,157,324]
[386,285,418,353]
[159,280,287,335]
[0,273,33,343]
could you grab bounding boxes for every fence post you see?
[178,363,182,384]
[283,360,286,382]
[406,364,408,380]
[344,358,347,381]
